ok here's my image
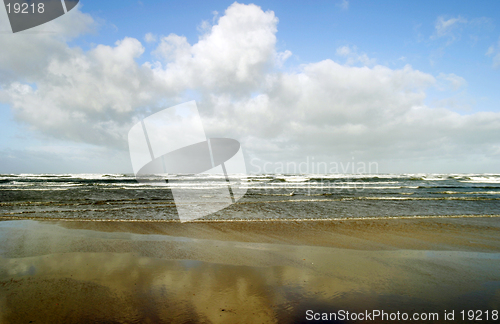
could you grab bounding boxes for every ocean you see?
[1,173,499,221]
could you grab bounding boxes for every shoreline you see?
[2,213,500,222]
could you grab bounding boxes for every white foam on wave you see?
[244,185,401,190]
[436,191,500,195]
[462,176,500,184]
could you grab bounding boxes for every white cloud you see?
[432,97,473,112]
[337,0,349,10]
[152,34,192,62]
[0,4,96,84]
[0,2,499,172]
[202,62,443,160]
[437,73,467,91]
[336,45,376,66]
[336,45,351,56]
[434,16,468,37]
[160,2,279,93]
[2,35,163,148]
[486,37,500,68]
[431,16,467,44]
[275,50,292,67]
[197,10,220,34]
[144,32,157,43]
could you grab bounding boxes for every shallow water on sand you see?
[1,220,499,323]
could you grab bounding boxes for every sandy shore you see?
[1,217,500,323]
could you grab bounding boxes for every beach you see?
[1,216,500,323]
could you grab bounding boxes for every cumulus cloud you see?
[0,4,95,84]
[0,2,499,172]
[151,3,281,96]
[1,36,163,148]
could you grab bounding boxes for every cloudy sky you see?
[1,0,499,174]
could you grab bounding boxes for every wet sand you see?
[1,217,500,323]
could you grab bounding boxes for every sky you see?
[0,0,500,174]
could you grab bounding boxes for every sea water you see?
[1,173,499,221]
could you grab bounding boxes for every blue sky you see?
[1,0,500,173]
